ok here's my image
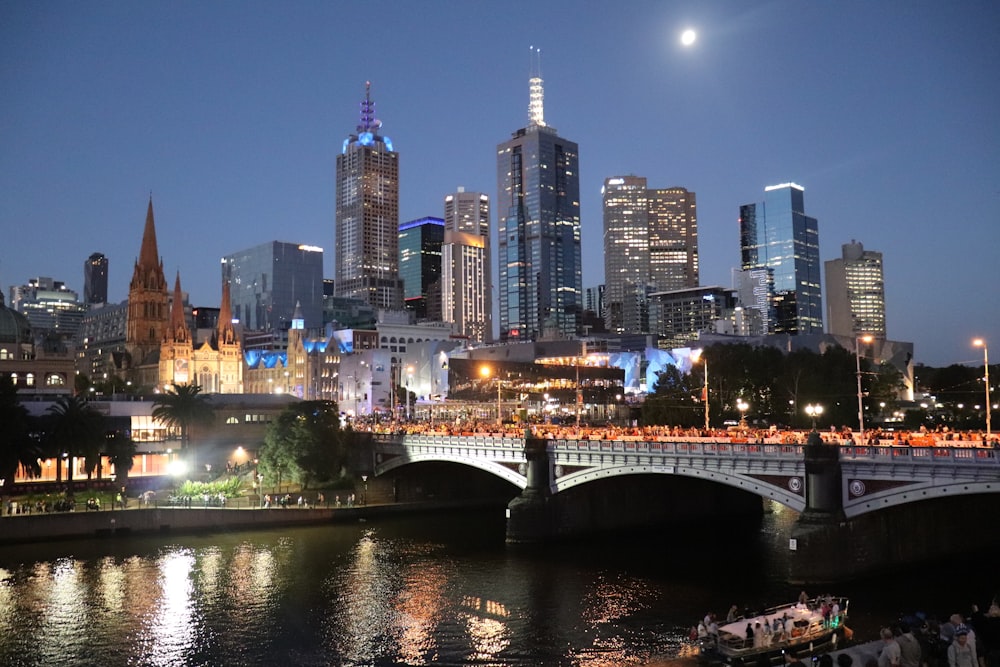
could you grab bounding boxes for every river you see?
[0,502,995,666]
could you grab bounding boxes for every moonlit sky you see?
[2,1,998,367]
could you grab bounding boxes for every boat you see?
[699,597,850,665]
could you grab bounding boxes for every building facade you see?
[496,66,581,342]
[8,276,87,341]
[334,82,403,311]
[222,241,324,332]
[399,216,444,321]
[442,188,491,343]
[825,240,886,339]
[648,286,737,349]
[739,183,822,335]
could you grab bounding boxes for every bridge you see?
[368,433,1000,518]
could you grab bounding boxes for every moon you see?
[681,29,697,46]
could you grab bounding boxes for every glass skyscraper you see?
[496,67,581,341]
[398,216,444,321]
[221,241,324,332]
[84,252,108,306]
[335,82,403,311]
[739,183,822,334]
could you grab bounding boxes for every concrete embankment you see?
[0,500,501,546]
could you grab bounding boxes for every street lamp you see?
[973,338,991,440]
[361,474,368,506]
[691,349,709,431]
[737,398,749,428]
[405,365,414,420]
[480,365,502,427]
[856,334,874,445]
[805,404,824,430]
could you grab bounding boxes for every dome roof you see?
[0,298,32,345]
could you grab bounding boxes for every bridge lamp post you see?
[805,404,823,431]
[361,474,368,506]
[691,349,709,432]
[405,365,414,421]
[856,334,874,445]
[737,399,749,429]
[973,338,991,440]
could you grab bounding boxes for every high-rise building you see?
[442,188,491,343]
[222,241,324,332]
[399,217,444,321]
[739,183,822,334]
[496,57,581,341]
[8,276,87,339]
[601,177,698,334]
[335,82,403,311]
[84,252,108,306]
[825,240,886,339]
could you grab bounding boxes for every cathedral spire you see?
[218,278,236,345]
[138,197,162,271]
[167,271,189,343]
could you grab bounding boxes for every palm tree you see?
[0,376,42,487]
[46,395,105,488]
[152,384,214,461]
[105,432,138,491]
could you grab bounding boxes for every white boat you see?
[700,597,850,665]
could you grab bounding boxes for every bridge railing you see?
[839,445,999,464]
[548,438,804,458]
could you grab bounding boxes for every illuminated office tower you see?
[496,52,581,341]
[825,240,886,338]
[399,216,444,321]
[442,188,491,342]
[739,183,822,334]
[602,177,697,333]
[335,82,403,311]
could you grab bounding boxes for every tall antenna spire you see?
[358,80,378,133]
[528,46,545,127]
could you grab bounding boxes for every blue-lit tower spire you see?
[335,81,403,310]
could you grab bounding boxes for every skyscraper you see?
[335,82,403,311]
[825,240,886,338]
[442,188,491,343]
[84,252,108,306]
[739,183,823,334]
[398,216,444,321]
[602,177,698,333]
[496,55,581,341]
[222,241,324,332]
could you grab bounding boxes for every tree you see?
[259,400,347,490]
[46,395,105,486]
[105,431,138,490]
[0,376,42,485]
[151,384,214,448]
[641,364,702,427]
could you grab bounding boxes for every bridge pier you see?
[505,434,553,543]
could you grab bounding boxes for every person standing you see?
[879,627,902,667]
[947,628,977,667]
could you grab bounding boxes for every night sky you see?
[2,1,997,366]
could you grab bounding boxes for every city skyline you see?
[2,2,998,366]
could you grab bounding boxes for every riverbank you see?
[0,499,507,546]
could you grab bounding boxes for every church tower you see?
[126,198,169,385]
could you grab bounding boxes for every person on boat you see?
[727,604,740,622]
[708,618,719,638]
[879,627,902,667]
[946,628,977,667]
[746,622,754,646]
[798,591,810,606]
[896,622,923,667]
[698,621,708,639]
[754,622,765,648]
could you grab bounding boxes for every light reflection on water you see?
[0,507,993,666]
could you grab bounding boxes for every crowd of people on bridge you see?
[353,416,999,449]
